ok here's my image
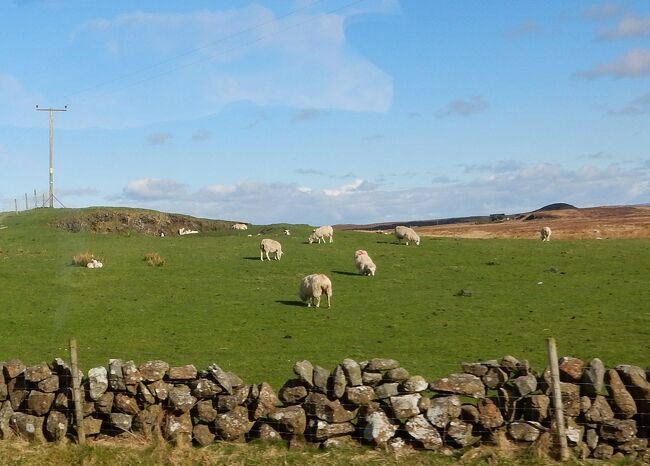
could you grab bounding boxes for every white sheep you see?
[232,223,248,230]
[87,259,103,269]
[540,226,552,241]
[354,250,376,276]
[260,238,283,261]
[299,273,332,308]
[395,225,420,246]
[178,227,199,235]
[308,225,334,244]
[284,229,291,236]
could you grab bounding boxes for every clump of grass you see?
[144,252,165,267]
[72,251,95,267]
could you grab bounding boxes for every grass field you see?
[0,208,648,389]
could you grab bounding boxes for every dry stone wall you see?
[0,355,649,461]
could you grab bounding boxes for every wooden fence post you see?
[69,338,86,445]
[547,337,569,461]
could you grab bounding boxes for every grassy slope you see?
[0,208,648,389]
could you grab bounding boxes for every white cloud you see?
[111,163,650,225]
[436,96,489,118]
[598,14,650,39]
[577,49,650,79]
[122,178,186,200]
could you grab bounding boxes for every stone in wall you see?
[25,363,51,383]
[45,411,67,441]
[401,375,428,393]
[268,405,306,436]
[251,382,279,419]
[214,405,253,440]
[278,380,309,405]
[425,395,461,429]
[192,424,214,446]
[303,392,357,423]
[581,358,605,397]
[168,385,197,413]
[447,419,480,447]
[390,394,421,419]
[605,369,637,419]
[139,360,169,383]
[308,419,355,441]
[293,360,314,387]
[88,367,108,401]
[341,359,362,387]
[362,410,397,446]
[27,390,54,416]
[405,414,442,450]
[559,357,584,383]
[330,365,347,399]
[430,373,485,399]
[365,358,400,372]
[312,366,329,393]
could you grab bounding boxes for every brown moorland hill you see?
[368,205,650,240]
[417,205,650,239]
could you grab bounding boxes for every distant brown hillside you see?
[356,205,650,239]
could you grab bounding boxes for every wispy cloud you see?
[147,132,172,145]
[68,5,394,128]
[460,160,524,174]
[584,151,613,160]
[295,168,326,176]
[599,14,650,39]
[608,92,650,115]
[505,20,540,38]
[291,108,324,123]
[191,129,212,141]
[436,96,489,118]
[583,3,624,20]
[577,49,650,79]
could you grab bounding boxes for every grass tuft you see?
[72,251,95,267]
[144,252,165,267]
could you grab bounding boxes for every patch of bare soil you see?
[406,206,650,239]
[53,208,236,236]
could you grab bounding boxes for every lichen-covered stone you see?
[168,385,197,413]
[278,380,308,405]
[313,365,329,393]
[27,390,54,416]
[483,367,508,389]
[251,382,278,419]
[45,411,67,441]
[88,367,108,401]
[390,393,421,419]
[114,393,140,415]
[303,392,357,423]
[4,360,26,379]
[191,378,221,398]
[293,360,314,387]
[374,382,399,399]
[384,367,410,383]
[559,356,584,382]
[508,421,542,442]
[11,413,45,442]
[430,373,485,398]
[268,405,306,435]
[139,360,169,382]
[581,358,605,397]
[600,419,637,443]
[345,385,376,405]
[606,369,637,419]
[24,363,51,383]
[447,419,480,447]
[405,414,442,450]
[192,424,214,446]
[331,365,347,399]
[108,359,126,391]
[401,375,428,393]
[524,394,549,422]
[214,405,253,440]
[122,360,142,386]
[37,375,59,393]
[341,359,362,386]
[584,395,614,423]
[478,398,503,429]
[365,358,400,372]
[513,375,537,397]
[361,371,383,386]
[83,416,103,436]
[109,413,133,432]
[363,410,397,445]
[163,411,192,442]
[425,395,461,428]
[168,365,197,380]
[308,419,355,441]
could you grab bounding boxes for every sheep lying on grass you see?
[354,250,376,276]
[395,225,420,246]
[260,239,283,261]
[308,225,333,244]
[178,227,199,235]
[299,273,332,308]
[540,226,552,241]
[87,259,103,269]
[232,223,248,230]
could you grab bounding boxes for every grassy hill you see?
[0,207,648,388]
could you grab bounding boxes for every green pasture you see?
[0,208,648,389]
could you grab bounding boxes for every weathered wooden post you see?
[547,337,569,461]
[69,338,86,445]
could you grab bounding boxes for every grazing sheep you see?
[308,225,334,244]
[260,238,283,261]
[299,273,332,308]
[354,250,376,276]
[395,225,420,246]
[232,223,248,230]
[540,226,552,241]
[284,229,291,236]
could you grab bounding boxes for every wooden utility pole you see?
[69,338,86,445]
[36,105,67,208]
[547,337,569,461]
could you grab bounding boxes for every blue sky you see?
[1,0,649,224]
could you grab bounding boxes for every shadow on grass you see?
[275,300,305,307]
[332,270,359,276]
[243,256,261,260]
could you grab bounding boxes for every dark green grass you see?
[0,208,648,389]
